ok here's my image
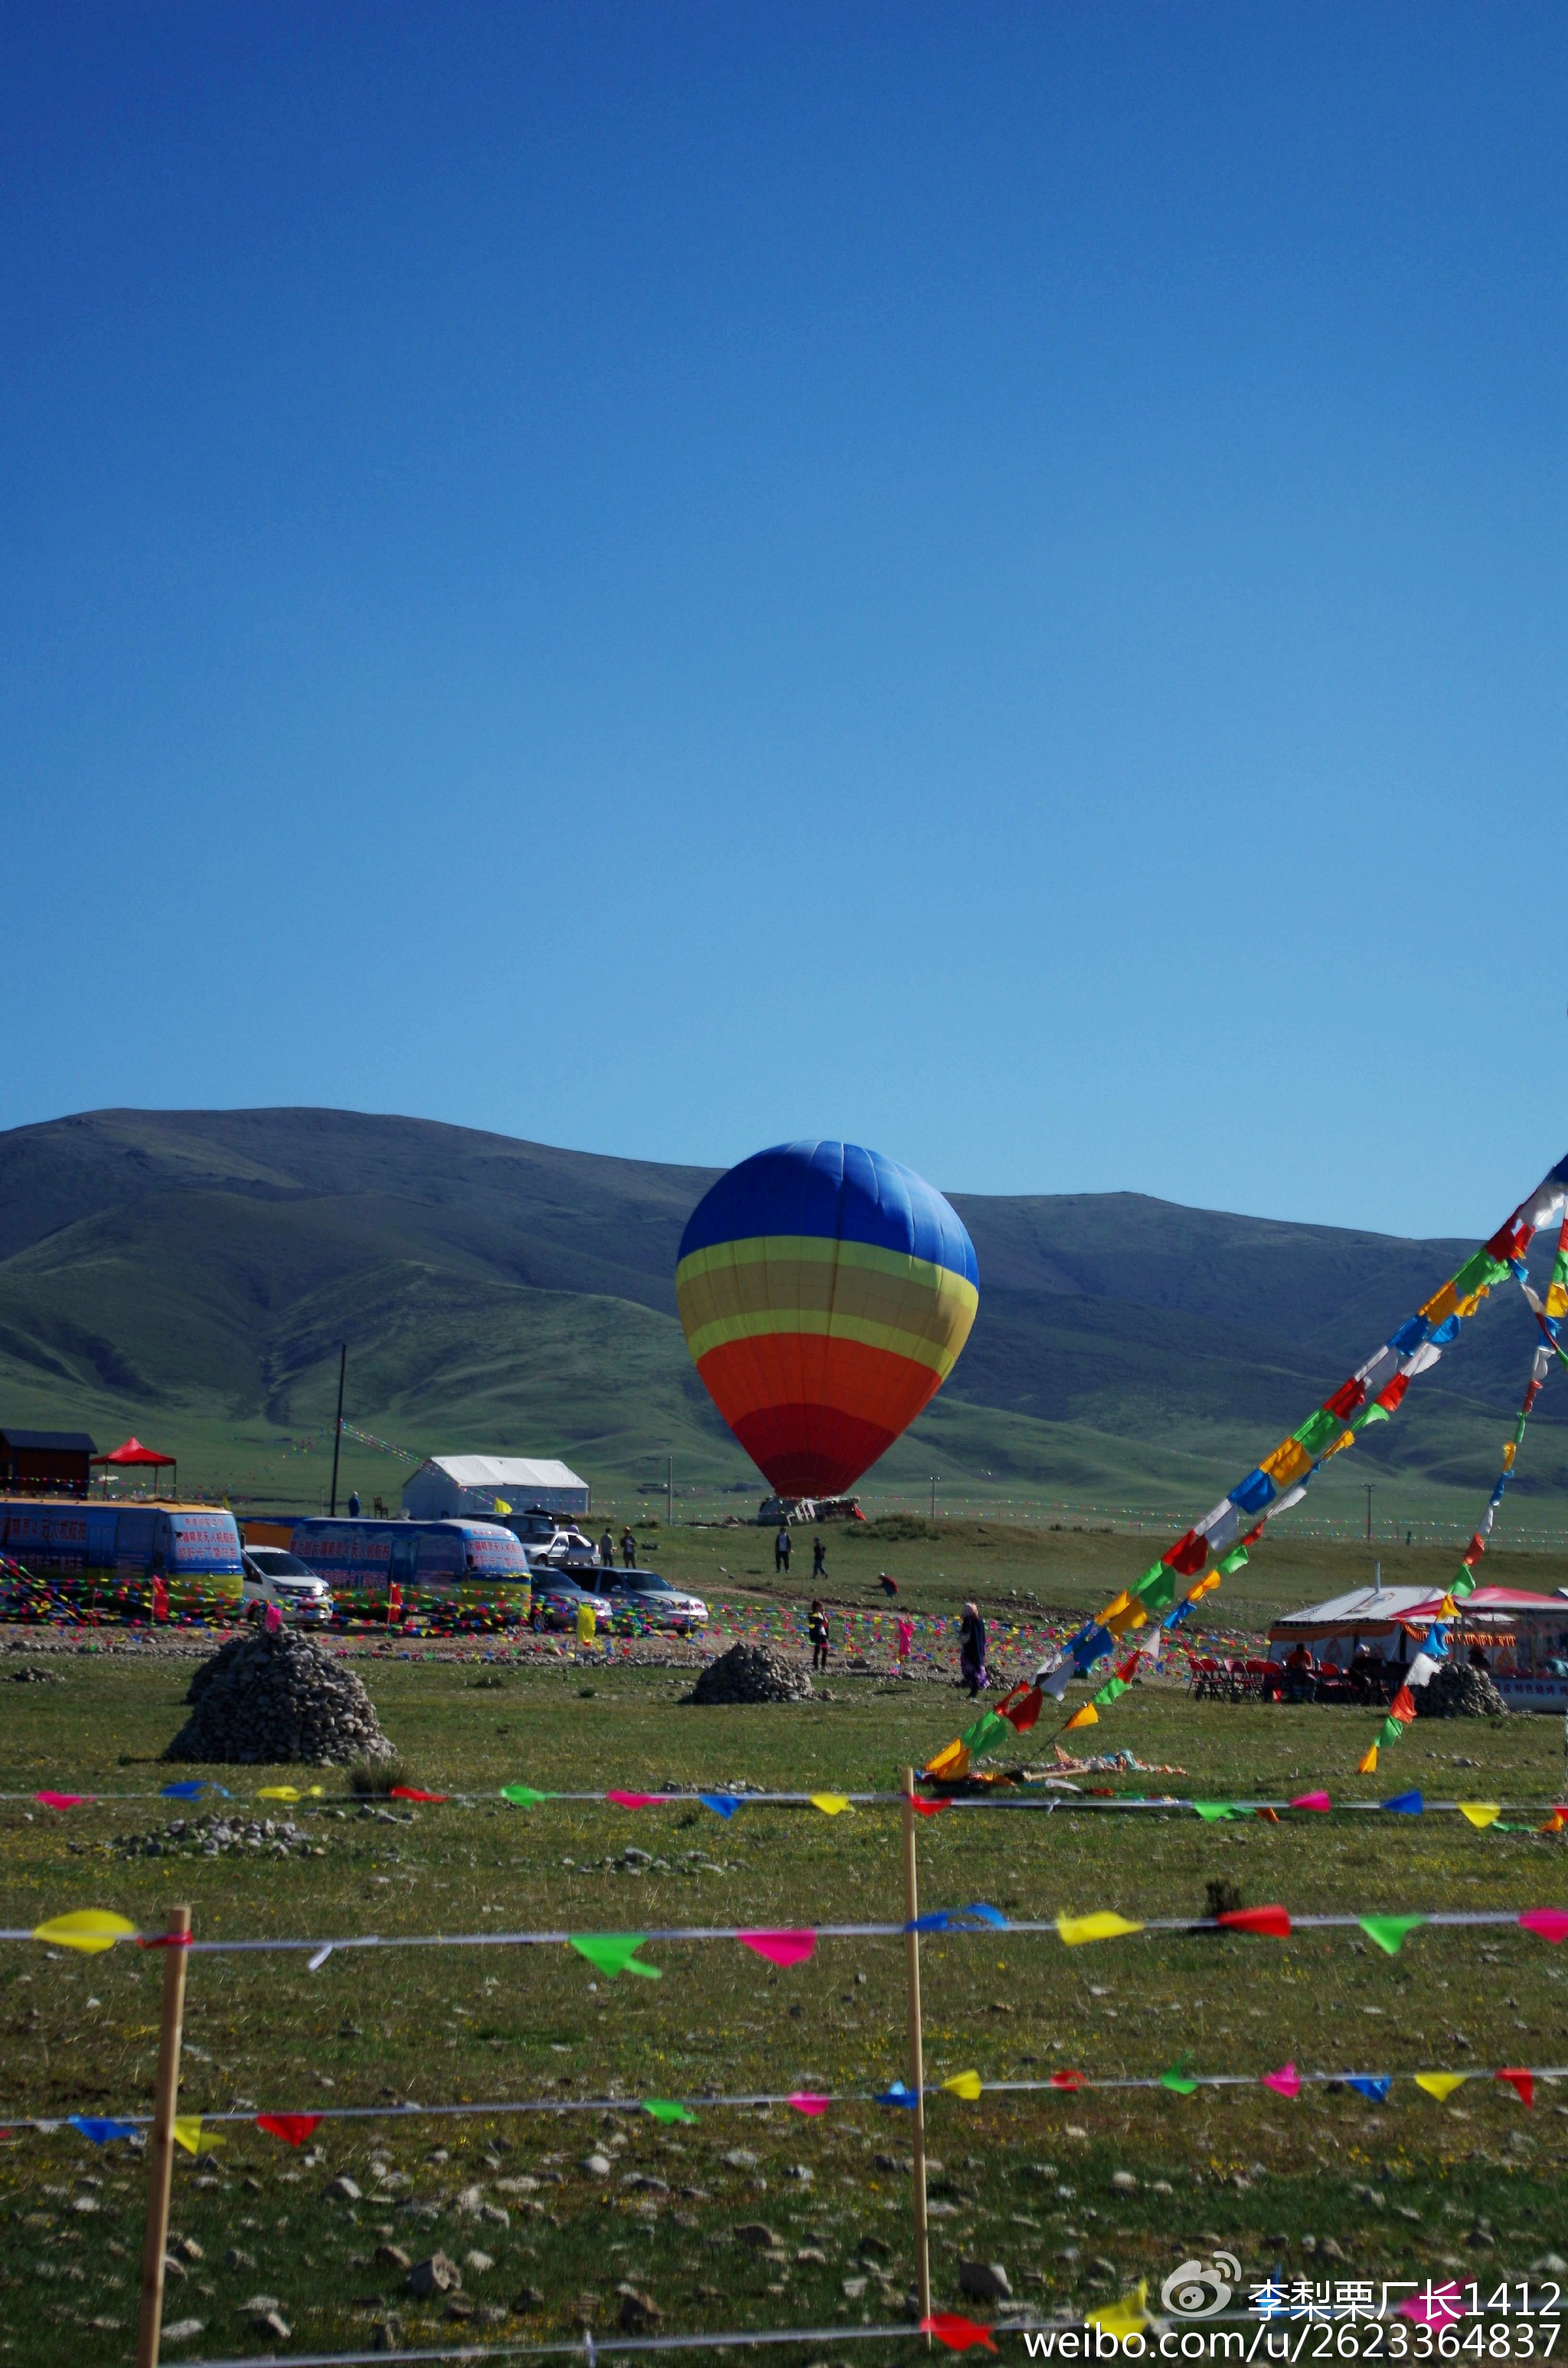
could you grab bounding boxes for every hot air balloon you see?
[675,1140,979,1498]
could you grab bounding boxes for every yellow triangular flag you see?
[1086,2282,1151,2339]
[1057,1910,1144,1948]
[942,2070,983,2101]
[32,1911,136,1955]
[810,1794,851,1815]
[172,2118,224,2154]
[1415,2072,1468,2102]
[256,1786,300,1801]
[923,1741,969,1781]
[1356,1743,1379,1774]
[493,1498,511,1514]
[1437,1594,1457,1617]
[1063,1705,1099,1731]
[1458,1802,1501,1829]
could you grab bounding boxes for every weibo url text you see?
[1024,2327,1563,2363]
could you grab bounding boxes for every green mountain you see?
[0,1106,1563,1536]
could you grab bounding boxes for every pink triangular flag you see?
[35,1792,90,1811]
[1261,2062,1302,2098]
[737,1929,817,1967]
[1520,1908,1568,1945]
[1289,1791,1331,1813]
[604,1791,661,1808]
[788,2092,830,2115]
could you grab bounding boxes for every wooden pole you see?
[136,1904,191,2368]
[902,1767,932,2331]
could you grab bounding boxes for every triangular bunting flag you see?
[1495,2069,1534,2108]
[1160,2059,1199,2095]
[911,1796,949,1817]
[605,1791,661,1808]
[1261,2062,1301,2098]
[644,2099,698,2123]
[1358,1915,1426,1956]
[698,1794,739,1818]
[1050,2069,1086,2089]
[1086,2284,1151,2340]
[1383,1791,1423,1814]
[810,1794,851,1815]
[941,2070,983,2101]
[1346,2076,1391,2103]
[1289,1791,1331,1812]
[920,2315,998,2353]
[171,2118,224,2154]
[788,2092,830,2115]
[737,1930,816,1967]
[1458,1802,1501,1829]
[568,1933,662,1980]
[1193,1802,1236,1822]
[1056,1910,1143,1947]
[256,2114,323,2147]
[32,1912,136,1955]
[1357,1745,1380,1774]
[1414,2072,1468,2101]
[1519,1908,1568,1944]
[499,1785,553,1807]
[1217,1905,1291,1938]
[1062,1706,1099,1731]
[69,2116,138,2144]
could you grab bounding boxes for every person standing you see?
[621,1528,636,1568]
[775,1524,792,1575]
[897,1614,914,1668]
[959,1599,987,1697]
[808,1598,830,1671]
[599,1529,616,1568]
[348,1490,361,1518]
[811,1533,827,1581]
[576,1594,598,1657]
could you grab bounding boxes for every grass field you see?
[4,1602,1568,2368]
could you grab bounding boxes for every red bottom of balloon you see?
[696,1334,946,1498]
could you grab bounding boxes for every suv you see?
[501,1509,599,1572]
[604,1568,708,1637]
[241,1545,333,1625]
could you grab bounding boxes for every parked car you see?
[530,1575,614,1633]
[604,1568,708,1636]
[501,1509,600,1572]
[241,1545,333,1624]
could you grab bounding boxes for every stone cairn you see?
[1416,1657,1510,1720]
[688,1639,814,1704]
[163,1625,395,1765]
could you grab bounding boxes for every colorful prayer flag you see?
[942,2071,983,2101]
[1057,1910,1142,1947]
[568,1934,662,1980]
[32,1911,136,1955]
[1358,1915,1426,1957]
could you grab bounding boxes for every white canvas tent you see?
[403,1455,589,1519]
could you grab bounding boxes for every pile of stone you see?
[109,1811,325,1859]
[687,1640,814,1704]
[1417,1659,1510,1719]
[163,1625,395,1764]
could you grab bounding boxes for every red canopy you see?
[91,1436,176,1467]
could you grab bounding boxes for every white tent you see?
[402,1455,589,1519]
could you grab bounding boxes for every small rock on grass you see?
[161,2324,205,2347]
[463,2250,494,2274]
[960,2262,1011,2301]
[375,2244,410,2270]
[618,2285,662,2330]
[734,2222,782,2249]
[408,2252,462,2297]
[513,2287,546,2311]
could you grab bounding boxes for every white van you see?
[240,1545,333,1625]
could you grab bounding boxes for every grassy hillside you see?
[0,1106,1564,1542]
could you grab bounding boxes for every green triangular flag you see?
[1357,1404,1391,1428]
[1376,1715,1406,1746]
[569,1933,662,1980]
[1358,1915,1426,1958]
[1215,1544,1250,1576]
[1193,1801,1236,1823]
[1448,1571,1477,1602]
[1160,2056,1199,2095]
[500,1784,554,1807]
[643,2098,697,2124]
[1092,1675,1131,1708]
[959,1710,1011,1758]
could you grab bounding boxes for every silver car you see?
[605,1568,708,1636]
[240,1546,333,1624]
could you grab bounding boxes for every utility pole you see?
[929,1474,938,1522]
[1364,1483,1374,1545]
[667,1454,674,1529]
[329,1343,347,1518]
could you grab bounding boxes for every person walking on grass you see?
[959,1598,987,1697]
[621,1528,636,1568]
[897,1613,914,1669]
[808,1598,831,1672]
[812,1533,827,1582]
[775,1524,792,1575]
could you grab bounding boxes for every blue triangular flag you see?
[1346,2077,1391,2103]
[875,2080,920,2108]
[906,1911,952,1934]
[698,1794,739,1819]
[1383,1791,1424,1814]
[160,1781,205,1798]
[70,2115,139,2144]
[962,1903,1008,1928]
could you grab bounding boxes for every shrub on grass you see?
[348,1755,412,1796]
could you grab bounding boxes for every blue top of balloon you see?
[678,1140,978,1285]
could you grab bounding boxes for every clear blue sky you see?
[2,3,1561,1239]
